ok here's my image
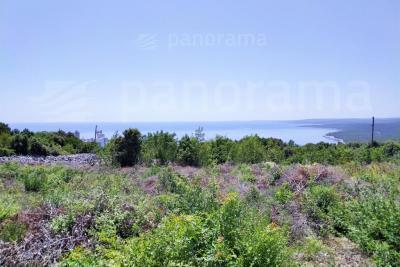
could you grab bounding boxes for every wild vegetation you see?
[1,160,399,266]
[0,122,98,157]
[100,128,400,167]
[1,124,400,266]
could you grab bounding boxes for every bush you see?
[234,136,265,164]
[0,132,12,148]
[0,147,15,156]
[382,142,400,158]
[299,236,330,261]
[125,214,213,266]
[0,197,19,222]
[269,165,282,185]
[157,167,179,193]
[142,131,177,165]
[0,122,11,135]
[219,193,242,247]
[238,224,288,266]
[330,186,400,266]
[29,138,52,156]
[0,220,27,242]
[198,142,212,166]
[303,185,339,222]
[177,135,200,166]
[21,167,48,192]
[210,136,234,164]
[50,214,75,233]
[11,134,29,155]
[235,164,256,183]
[114,128,142,167]
[275,183,294,204]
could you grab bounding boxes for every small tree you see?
[29,138,50,156]
[0,122,11,135]
[194,127,205,142]
[114,128,142,167]
[177,135,200,166]
[234,135,266,164]
[11,134,29,155]
[210,135,234,164]
[142,131,177,165]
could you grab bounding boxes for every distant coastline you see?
[323,133,344,144]
[8,118,399,144]
[299,118,400,143]
[9,121,338,145]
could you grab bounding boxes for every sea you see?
[9,121,340,145]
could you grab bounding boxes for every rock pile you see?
[0,153,99,167]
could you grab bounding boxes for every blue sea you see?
[9,121,339,145]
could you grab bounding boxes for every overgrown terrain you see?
[0,122,97,157]
[1,124,400,266]
[0,160,399,266]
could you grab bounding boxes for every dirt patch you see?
[294,236,374,266]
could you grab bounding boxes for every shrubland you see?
[100,127,400,167]
[1,123,400,266]
[0,160,399,266]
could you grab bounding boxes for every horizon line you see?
[5,117,400,124]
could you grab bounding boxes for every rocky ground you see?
[0,154,99,167]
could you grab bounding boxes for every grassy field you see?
[1,161,399,266]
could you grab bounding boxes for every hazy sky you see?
[0,0,399,122]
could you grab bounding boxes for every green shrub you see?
[114,128,142,167]
[21,167,48,192]
[158,167,179,193]
[382,142,400,158]
[234,135,265,164]
[210,135,234,164]
[0,162,20,180]
[299,236,330,261]
[125,214,212,266]
[0,122,11,135]
[275,183,294,204]
[303,185,339,222]
[50,214,75,233]
[29,137,52,156]
[142,131,177,165]
[11,134,29,155]
[219,193,242,247]
[0,147,14,156]
[235,164,256,183]
[0,197,19,222]
[142,164,161,178]
[330,186,400,266]
[245,186,262,204]
[198,141,212,166]
[238,224,288,266]
[60,247,98,266]
[177,135,201,166]
[0,220,27,242]
[156,168,218,214]
[0,132,11,147]
[269,165,282,185]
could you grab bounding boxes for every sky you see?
[0,0,399,122]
